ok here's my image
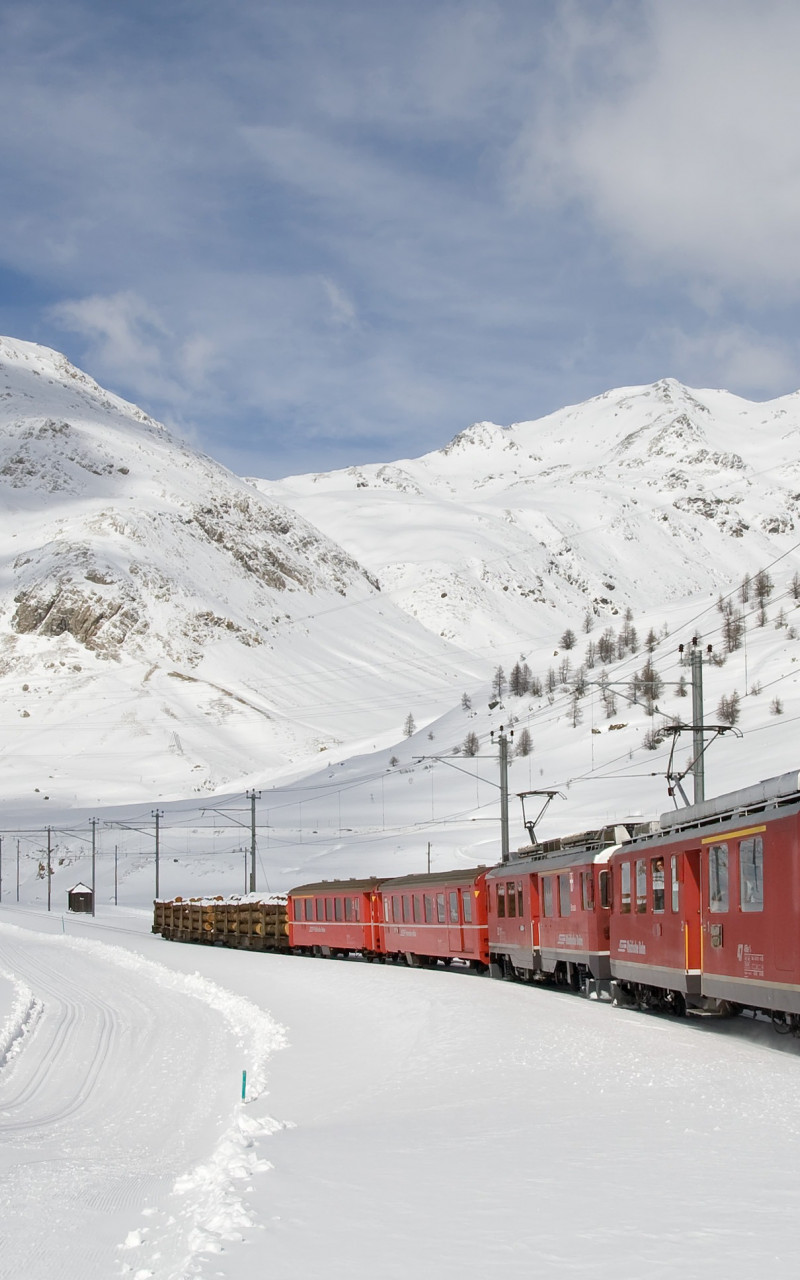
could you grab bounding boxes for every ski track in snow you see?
[0,925,286,1280]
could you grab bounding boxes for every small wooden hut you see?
[67,883,93,913]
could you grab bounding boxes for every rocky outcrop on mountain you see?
[0,338,474,804]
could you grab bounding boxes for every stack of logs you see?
[153,895,289,951]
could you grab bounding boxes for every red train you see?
[283,769,800,1032]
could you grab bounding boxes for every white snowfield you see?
[0,907,797,1280]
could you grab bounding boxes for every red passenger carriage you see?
[288,878,383,958]
[379,867,490,968]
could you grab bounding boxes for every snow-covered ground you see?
[1,903,798,1280]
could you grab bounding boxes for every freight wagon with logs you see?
[153,895,289,951]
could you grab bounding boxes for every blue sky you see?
[2,0,800,477]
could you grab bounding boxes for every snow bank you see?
[0,969,42,1068]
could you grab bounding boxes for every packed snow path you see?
[0,921,283,1280]
[1,909,800,1279]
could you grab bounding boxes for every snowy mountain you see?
[261,378,800,654]
[0,337,481,807]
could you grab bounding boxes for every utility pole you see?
[16,839,20,903]
[426,841,431,874]
[47,826,52,911]
[680,638,712,804]
[491,726,512,863]
[246,790,261,893]
[90,817,97,917]
[152,810,164,899]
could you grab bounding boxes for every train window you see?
[497,883,506,918]
[542,877,554,917]
[651,858,665,913]
[708,844,729,912]
[739,837,764,912]
[507,883,516,918]
[462,889,473,923]
[402,895,410,923]
[305,899,314,921]
[424,894,434,923]
[635,859,647,913]
[437,893,446,924]
[293,899,303,921]
[325,898,334,921]
[559,873,571,916]
[670,856,679,912]
[517,884,524,917]
[413,895,422,923]
[334,898,342,922]
[582,872,595,912]
[620,863,631,913]
[598,869,611,909]
[345,898,353,922]
[392,895,401,923]
[449,891,459,924]
[353,897,360,922]
[316,898,324,921]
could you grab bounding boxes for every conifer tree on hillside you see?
[597,628,616,663]
[509,662,530,697]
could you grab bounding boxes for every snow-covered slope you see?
[0,338,481,805]
[3,340,800,841]
[261,378,800,652]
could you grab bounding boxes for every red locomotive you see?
[607,769,800,1024]
[485,827,630,991]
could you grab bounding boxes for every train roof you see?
[378,867,488,890]
[488,843,620,876]
[289,877,382,895]
[513,823,644,860]
[657,769,800,836]
[289,868,488,895]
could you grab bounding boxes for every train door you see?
[447,888,463,952]
[370,890,384,954]
[682,848,702,977]
[700,839,732,980]
[461,888,475,954]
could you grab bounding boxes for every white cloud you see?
[48,291,187,403]
[320,277,358,328]
[511,2,800,297]
[666,324,799,395]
